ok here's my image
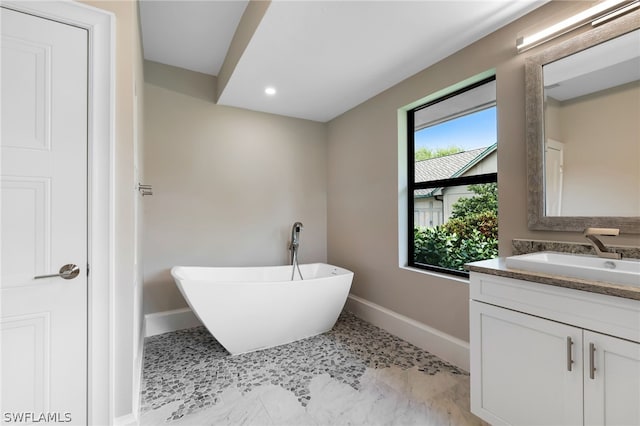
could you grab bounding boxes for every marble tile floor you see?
[139,311,487,426]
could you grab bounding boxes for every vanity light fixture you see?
[592,0,640,26]
[516,0,634,52]
[265,86,277,96]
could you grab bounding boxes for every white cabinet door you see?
[470,301,583,426]
[584,331,640,426]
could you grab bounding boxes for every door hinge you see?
[87,263,90,277]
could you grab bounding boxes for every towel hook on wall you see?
[137,183,153,196]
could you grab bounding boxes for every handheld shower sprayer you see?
[290,222,304,280]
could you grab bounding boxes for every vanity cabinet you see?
[469,272,640,426]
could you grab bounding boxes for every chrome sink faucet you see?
[584,227,621,259]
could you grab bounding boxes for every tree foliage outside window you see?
[413,183,498,272]
[415,146,463,161]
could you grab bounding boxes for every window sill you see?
[400,265,470,284]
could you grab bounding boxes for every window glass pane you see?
[413,183,498,273]
[413,80,496,131]
[409,77,497,275]
[414,107,497,180]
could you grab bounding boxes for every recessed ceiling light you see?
[265,87,276,95]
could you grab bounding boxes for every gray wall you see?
[325,1,639,343]
[555,82,640,216]
[143,61,327,315]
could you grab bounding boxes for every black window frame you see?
[407,76,497,277]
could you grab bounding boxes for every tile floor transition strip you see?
[140,311,480,425]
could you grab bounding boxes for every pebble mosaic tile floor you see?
[140,311,487,425]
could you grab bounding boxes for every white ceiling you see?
[140,0,548,122]
[140,0,248,75]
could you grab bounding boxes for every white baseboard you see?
[131,321,145,419]
[345,294,470,371]
[144,307,202,338]
[113,413,138,426]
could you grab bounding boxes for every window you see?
[407,77,497,277]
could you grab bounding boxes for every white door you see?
[584,331,640,426]
[1,8,88,424]
[544,138,564,216]
[470,302,583,426]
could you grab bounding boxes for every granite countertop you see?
[466,257,640,301]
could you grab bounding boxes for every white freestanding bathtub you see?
[170,263,354,355]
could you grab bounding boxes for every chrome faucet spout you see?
[584,227,621,259]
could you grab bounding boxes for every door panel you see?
[1,313,50,413]
[1,36,50,150]
[1,7,88,424]
[1,178,51,286]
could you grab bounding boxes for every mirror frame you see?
[525,9,640,234]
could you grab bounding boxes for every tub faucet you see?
[289,222,304,280]
[289,222,304,265]
[584,227,621,259]
[290,222,304,262]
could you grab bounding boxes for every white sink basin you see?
[505,252,640,287]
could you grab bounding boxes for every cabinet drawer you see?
[470,273,640,343]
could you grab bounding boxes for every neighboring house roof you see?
[414,144,496,197]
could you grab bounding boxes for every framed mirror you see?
[525,9,640,233]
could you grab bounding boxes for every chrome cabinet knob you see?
[34,264,80,280]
